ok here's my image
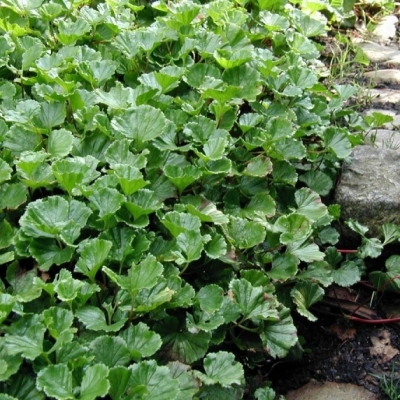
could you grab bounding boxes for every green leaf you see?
[99,226,135,263]
[317,227,339,245]
[103,254,163,293]
[346,219,369,236]
[43,307,74,340]
[268,253,299,281]
[260,11,290,30]
[3,375,42,400]
[0,294,15,325]
[187,310,225,333]
[224,217,266,249]
[105,139,143,167]
[266,117,295,140]
[289,32,319,58]
[130,360,180,400]
[244,155,273,177]
[76,306,127,332]
[270,138,306,160]
[75,238,112,281]
[243,192,276,219]
[54,269,84,302]
[214,48,253,69]
[295,188,327,222]
[297,261,333,287]
[382,223,400,245]
[37,364,73,400]
[113,164,148,195]
[124,189,163,219]
[222,65,261,101]
[358,237,383,259]
[96,82,131,110]
[0,220,14,250]
[291,281,324,321]
[162,212,202,238]
[323,128,352,159]
[89,336,130,367]
[108,366,132,400]
[275,214,311,244]
[333,261,361,287]
[111,105,167,150]
[3,125,41,155]
[196,285,224,313]
[185,63,221,88]
[35,101,66,132]
[0,338,23,381]
[175,230,206,263]
[0,159,12,183]
[194,351,244,387]
[370,255,400,292]
[88,188,125,219]
[0,183,27,210]
[120,323,162,359]
[57,17,91,45]
[80,364,109,400]
[290,9,326,37]
[230,279,278,321]
[5,324,45,360]
[254,386,277,400]
[20,196,91,244]
[15,151,54,190]
[299,170,333,196]
[156,317,211,364]
[286,240,325,262]
[79,60,117,87]
[154,66,185,93]
[186,199,229,225]
[272,160,298,185]
[167,361,201,400]
[260,307,298,358]
[21,37,44,70]
[47,129,74,158]
[164,164,202,194]
[204,232,227,259]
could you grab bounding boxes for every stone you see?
[364,69,400,85]
[364,129,400,150]
[335,145,400,239]
[372,15,398,44]
[369,88,400,105]
[285,380,378,400]
[354,41,400,63]
[384,53,400,66]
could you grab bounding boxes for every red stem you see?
[335,249,358,254]
[345,315,400,324]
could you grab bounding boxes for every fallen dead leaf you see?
[369,329,399,363]
[327,323,357,341]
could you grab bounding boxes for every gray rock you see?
[335,145,400,238]
[364,69,400,85]
[285,379,378,400]
[384,53,400,66]
[372,15,398,44]
[354,41,400,63]
[369,88,400,105]
[364,129,400,150]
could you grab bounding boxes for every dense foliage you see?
[1,0,393,398]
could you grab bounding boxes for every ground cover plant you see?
[1,0,398,398]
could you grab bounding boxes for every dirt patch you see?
[268,311,400,399]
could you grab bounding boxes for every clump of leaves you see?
[0,0,367,398]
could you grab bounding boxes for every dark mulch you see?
[268,310,400,399]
